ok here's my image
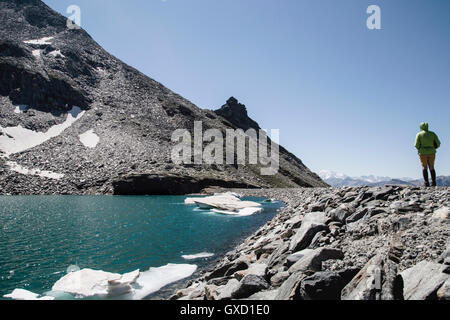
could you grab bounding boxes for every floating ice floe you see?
[52,268,141,298]
[212,207,264,216]
[186,194,261,212]
[79,129,100,148]
[130,264,197,300]
[214,192,242,198]
[23,36,54,45]
[6,161,65,180]
[185,192,263,216]
[0,106,85,156]
[185,192,241,205]
[48,264,197,300]
[182,252,215,260]
[3,289,54,300]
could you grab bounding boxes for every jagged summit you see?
[215,97,260,132]
[0,0,327,195]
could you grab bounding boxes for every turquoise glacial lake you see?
[0,195,283,299]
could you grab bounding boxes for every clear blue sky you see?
[43,0,450,179]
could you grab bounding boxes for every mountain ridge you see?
[320,170,450,187]
[0,0,327,195]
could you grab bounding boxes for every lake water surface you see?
[0,195,283,299]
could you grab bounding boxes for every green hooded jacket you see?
[415,122,441,155]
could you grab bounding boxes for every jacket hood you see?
[420,122,429,131]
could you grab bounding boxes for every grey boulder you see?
[299,269,359,300]
[437,279,450,300]
[341,254,403,300]
[232,275,270,299]
[289,212,328,252]
[288,247,344,273]
[401,260,449,300]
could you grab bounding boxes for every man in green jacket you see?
[415,122,441,187]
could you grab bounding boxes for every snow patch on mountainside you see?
[6,161,64,180]
[79,129,100,148]
[319,170,416,187]
[23,36,54,45]
[318,170,348,180]
[32,49,41,58]
[0,106,85,156]
[48,50,65,58]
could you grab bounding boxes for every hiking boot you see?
[423,169,430,187]
[431,169,437,187]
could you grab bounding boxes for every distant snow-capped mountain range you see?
[319,170,450,187]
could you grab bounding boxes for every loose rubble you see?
[172,186,449,300]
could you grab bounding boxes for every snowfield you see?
[0,106,85,156]
[6,161,64,180]
[48,50,65,58]
[79,129,100,148]
[23,36,54,45]
[31,49,41,58]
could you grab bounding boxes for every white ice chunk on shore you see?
[79,129,100,148]
[6,161,64,180]
[0,106,85,156]
[3,289,55,300]
[130,264,197,300]
[182,252,215,260]
[52,268,140,298]
[24,36,54,45]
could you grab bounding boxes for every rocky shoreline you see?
[171,186,449,300]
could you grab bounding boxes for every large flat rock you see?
[288,247,344,273]
[341,254,403,300]
[289,212,328,252]
[401,261,449,300]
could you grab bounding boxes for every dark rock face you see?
[214,97,260,132]
[111,173,258,196]
[0,49,91,111]
[0,0,327,195]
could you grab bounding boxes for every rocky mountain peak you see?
[215,97,261,131]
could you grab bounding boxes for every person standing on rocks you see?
[415,122,441,187]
